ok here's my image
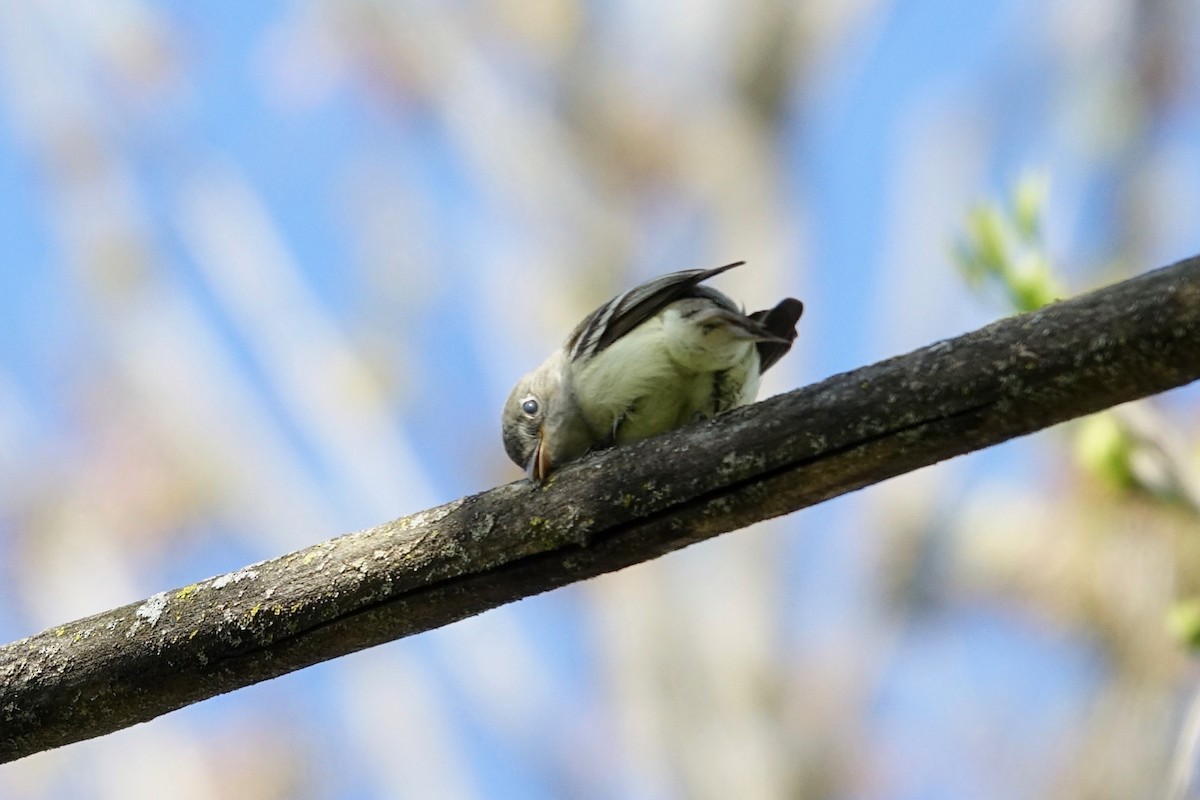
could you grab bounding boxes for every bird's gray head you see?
[501,350,595,483]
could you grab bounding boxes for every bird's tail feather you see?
[750,298,804,372]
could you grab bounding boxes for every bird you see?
[501,261,803,482]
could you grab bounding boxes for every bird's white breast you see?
[572,301,761,445]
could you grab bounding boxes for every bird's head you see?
[501,351,595,482]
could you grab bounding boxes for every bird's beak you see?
[527,429,552,483]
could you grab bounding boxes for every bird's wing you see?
[565,261,744,362]
[749,298,804,372]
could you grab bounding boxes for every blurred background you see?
[1,0,1199,798]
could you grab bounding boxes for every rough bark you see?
[3,255,1200,763]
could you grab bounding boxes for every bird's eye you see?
[521,398,539,416]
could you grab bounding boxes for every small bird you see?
[502,261,803,482]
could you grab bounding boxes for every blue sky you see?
[2,1,1199,798]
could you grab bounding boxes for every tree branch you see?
[4,255,1200,763]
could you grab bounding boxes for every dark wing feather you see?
[749,298,804,372]
[565,261,745,362]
